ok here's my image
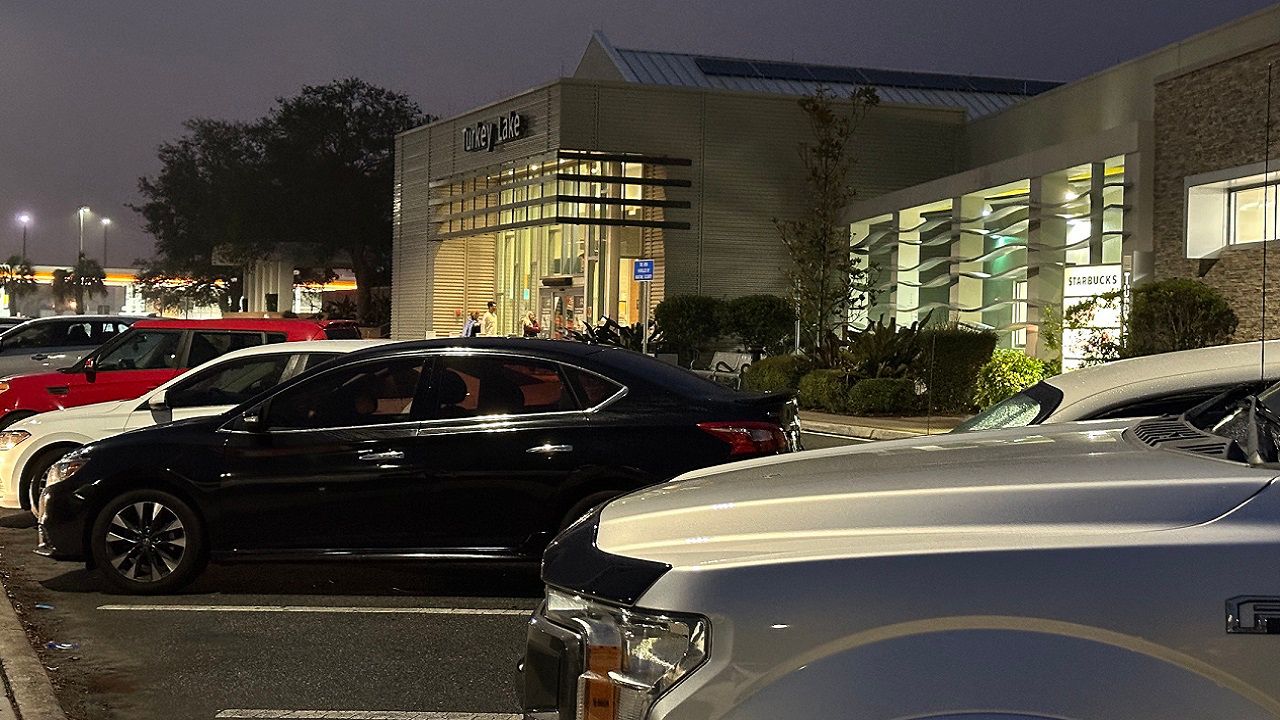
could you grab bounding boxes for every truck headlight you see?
[0,430,29,451]
[544,588,708,720]
[47,449,89,487]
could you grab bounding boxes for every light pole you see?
[15,213,30,259]
[100,218,111,267]
[76,206,91,259]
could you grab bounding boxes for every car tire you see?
[24,445,79,515]
[0,411,35,431]
[89,489,206,595]
[559,491,622,533]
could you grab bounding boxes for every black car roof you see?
[342,337,608,361]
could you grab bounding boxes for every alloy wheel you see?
[103,501,188,582]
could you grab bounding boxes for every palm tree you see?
[0,256,36,316]
[51,255,107,315]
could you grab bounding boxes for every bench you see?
[692,351,754,389]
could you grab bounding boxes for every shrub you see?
[797,369,851,413]
[973,349,1048,409]
[654,294,723,366]
[847,377,919,416]
[916,325,998,414]
[721,294,795,357]
[742,354,812,393]
[1124,278,1238,357]
[843,314,927,378]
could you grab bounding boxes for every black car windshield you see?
[953,381,1063,432]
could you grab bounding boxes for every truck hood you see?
[595,419,1278,569]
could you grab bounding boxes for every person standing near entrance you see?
[480,301,499,337]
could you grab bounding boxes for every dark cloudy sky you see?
[1,0,1274,267]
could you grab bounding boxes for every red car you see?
[0,318,360,428]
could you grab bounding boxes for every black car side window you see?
[562,366,623,408]
[264,357,426,429]
[431,356,575,419]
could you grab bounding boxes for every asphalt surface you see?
[0,432,862,719]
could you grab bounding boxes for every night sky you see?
[1,0,1275,268]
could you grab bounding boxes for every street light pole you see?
[76,206,90,259]
[16,214,30,259]
[101,218,111,267]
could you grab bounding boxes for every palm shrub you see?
[843,314,927,379]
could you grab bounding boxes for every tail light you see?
[697,421,788,457]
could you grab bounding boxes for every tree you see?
[259,79,429,323]
[133,79,430,323]
[720,294,796,358]
[131,119,269,311]
[776,86,880,368]
[52,256,108,315]
[0,256,37,314]
[133,261,233,317]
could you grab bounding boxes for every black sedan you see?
[36,338,799,593]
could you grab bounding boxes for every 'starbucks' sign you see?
[463,111,525,152]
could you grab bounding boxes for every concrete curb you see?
[0,586,67,720]
[801,419,953,441]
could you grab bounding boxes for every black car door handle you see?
[359,450,405,462]
[526,444,573,454]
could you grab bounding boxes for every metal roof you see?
[602,40,1059,119]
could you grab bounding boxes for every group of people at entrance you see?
[460,302,541,338]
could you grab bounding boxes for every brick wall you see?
[1154,42,1280,340]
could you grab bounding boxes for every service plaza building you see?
[392,6,1280,365]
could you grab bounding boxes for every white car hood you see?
[18,398,135,433]
[595,419,1277,569]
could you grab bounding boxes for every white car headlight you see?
[47,449,89,487]
[544,588,708,720]
[0,430,29,451]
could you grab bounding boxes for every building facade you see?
[846,5,1280,364]
[391,34,1054,339]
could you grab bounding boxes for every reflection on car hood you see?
[16,399,135,432]
[595,419,1277,569]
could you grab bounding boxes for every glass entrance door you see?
[538,285,585,339]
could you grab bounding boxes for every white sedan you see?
[0,338,389,511]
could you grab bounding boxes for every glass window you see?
[431,356,574,419]
[187,332,265,367]
[298,352,342,373]
[94,330,182,371]
[166,355,294,408]
[953,382,1064,432]
[265,357,426,429]
[563,366,623,408]
[93,321,127,343]
[1230,183,1279,245]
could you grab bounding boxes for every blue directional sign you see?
[633,259,654,282]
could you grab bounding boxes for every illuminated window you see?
[1230,182,1279,245]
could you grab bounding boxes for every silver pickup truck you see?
[522,381,1280,720]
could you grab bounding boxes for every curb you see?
[801,419,930,441]
[0,585,67,720]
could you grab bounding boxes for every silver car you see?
[523,380,1280,719]
[0,316,135,378]
[956,339,1280,432]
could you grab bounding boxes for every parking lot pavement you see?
[0,509,542,720]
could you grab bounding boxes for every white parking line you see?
[215,711,520,719]
[98,604,531,616]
